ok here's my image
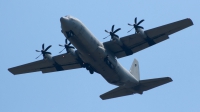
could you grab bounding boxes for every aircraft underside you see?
[8,15,193,100]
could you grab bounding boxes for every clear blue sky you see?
[0,0,200,112]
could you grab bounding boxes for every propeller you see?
[104,25,121,39]
[127,17,144,33]
[35,43,52,59]
[59,39,75,53]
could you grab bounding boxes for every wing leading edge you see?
[8,53,82,75]
[104,18,193,58]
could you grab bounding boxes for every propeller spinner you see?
[35,43,52,59]
[128,17,144,33]
[104,25,121,40]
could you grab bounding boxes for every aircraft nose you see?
[60,15,71,22]
[60,16,69,27]
[60,16,71,31]
[60,17,66,23]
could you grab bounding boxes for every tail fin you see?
[130,59,140,81]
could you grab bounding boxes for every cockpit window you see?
[66,30,74,38]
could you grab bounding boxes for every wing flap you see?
[41,67,57,73]
[113,35,169,58]
[40,64,81,73]
[131,35,169,53]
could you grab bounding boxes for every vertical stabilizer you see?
[130,59,140,81]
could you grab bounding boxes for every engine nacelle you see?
[112,36,123,46]
[45,54,54,62]
[137,28,147,39]
[67,48,76,57]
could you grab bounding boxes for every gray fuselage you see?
[60,16,138,87]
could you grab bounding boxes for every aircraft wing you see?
[103,18,193,58]
[8,53,82,75]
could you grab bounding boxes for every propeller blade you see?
[68,42,71,45]
[35,53,42,59]
[105,30,110,33]
[128,23,133,26]
[59,48,65,53]
[137,26,144,29]
[111,25,114,32]
[104,25,121,39]
[137,19,144,26]
[135,17,137,24]
[103,35,110,39]
[36,50,40,52]
[45,52,51,54]
[127,28,134,33]
[44,45,52,51]
[42,43,44,50]
[113,33,119,38]
[59,44,64,47]
[113,28,121,33]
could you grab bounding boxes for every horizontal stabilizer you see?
[100,77,172,100]
[139,77,172,92]
[100,86,136,100]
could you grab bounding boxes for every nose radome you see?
[60,17,65,22]
[60,16,71,31]
[60,16,71,23]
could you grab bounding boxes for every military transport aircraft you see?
[8,16,193,100]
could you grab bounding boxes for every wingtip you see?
[167,77,173,82]
[8,68,11,72]
[99,95,105,100]
[186,18,194,25]
[8,68,18,75]
[8,68,15,75]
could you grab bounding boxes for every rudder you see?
[130,59,140,81]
